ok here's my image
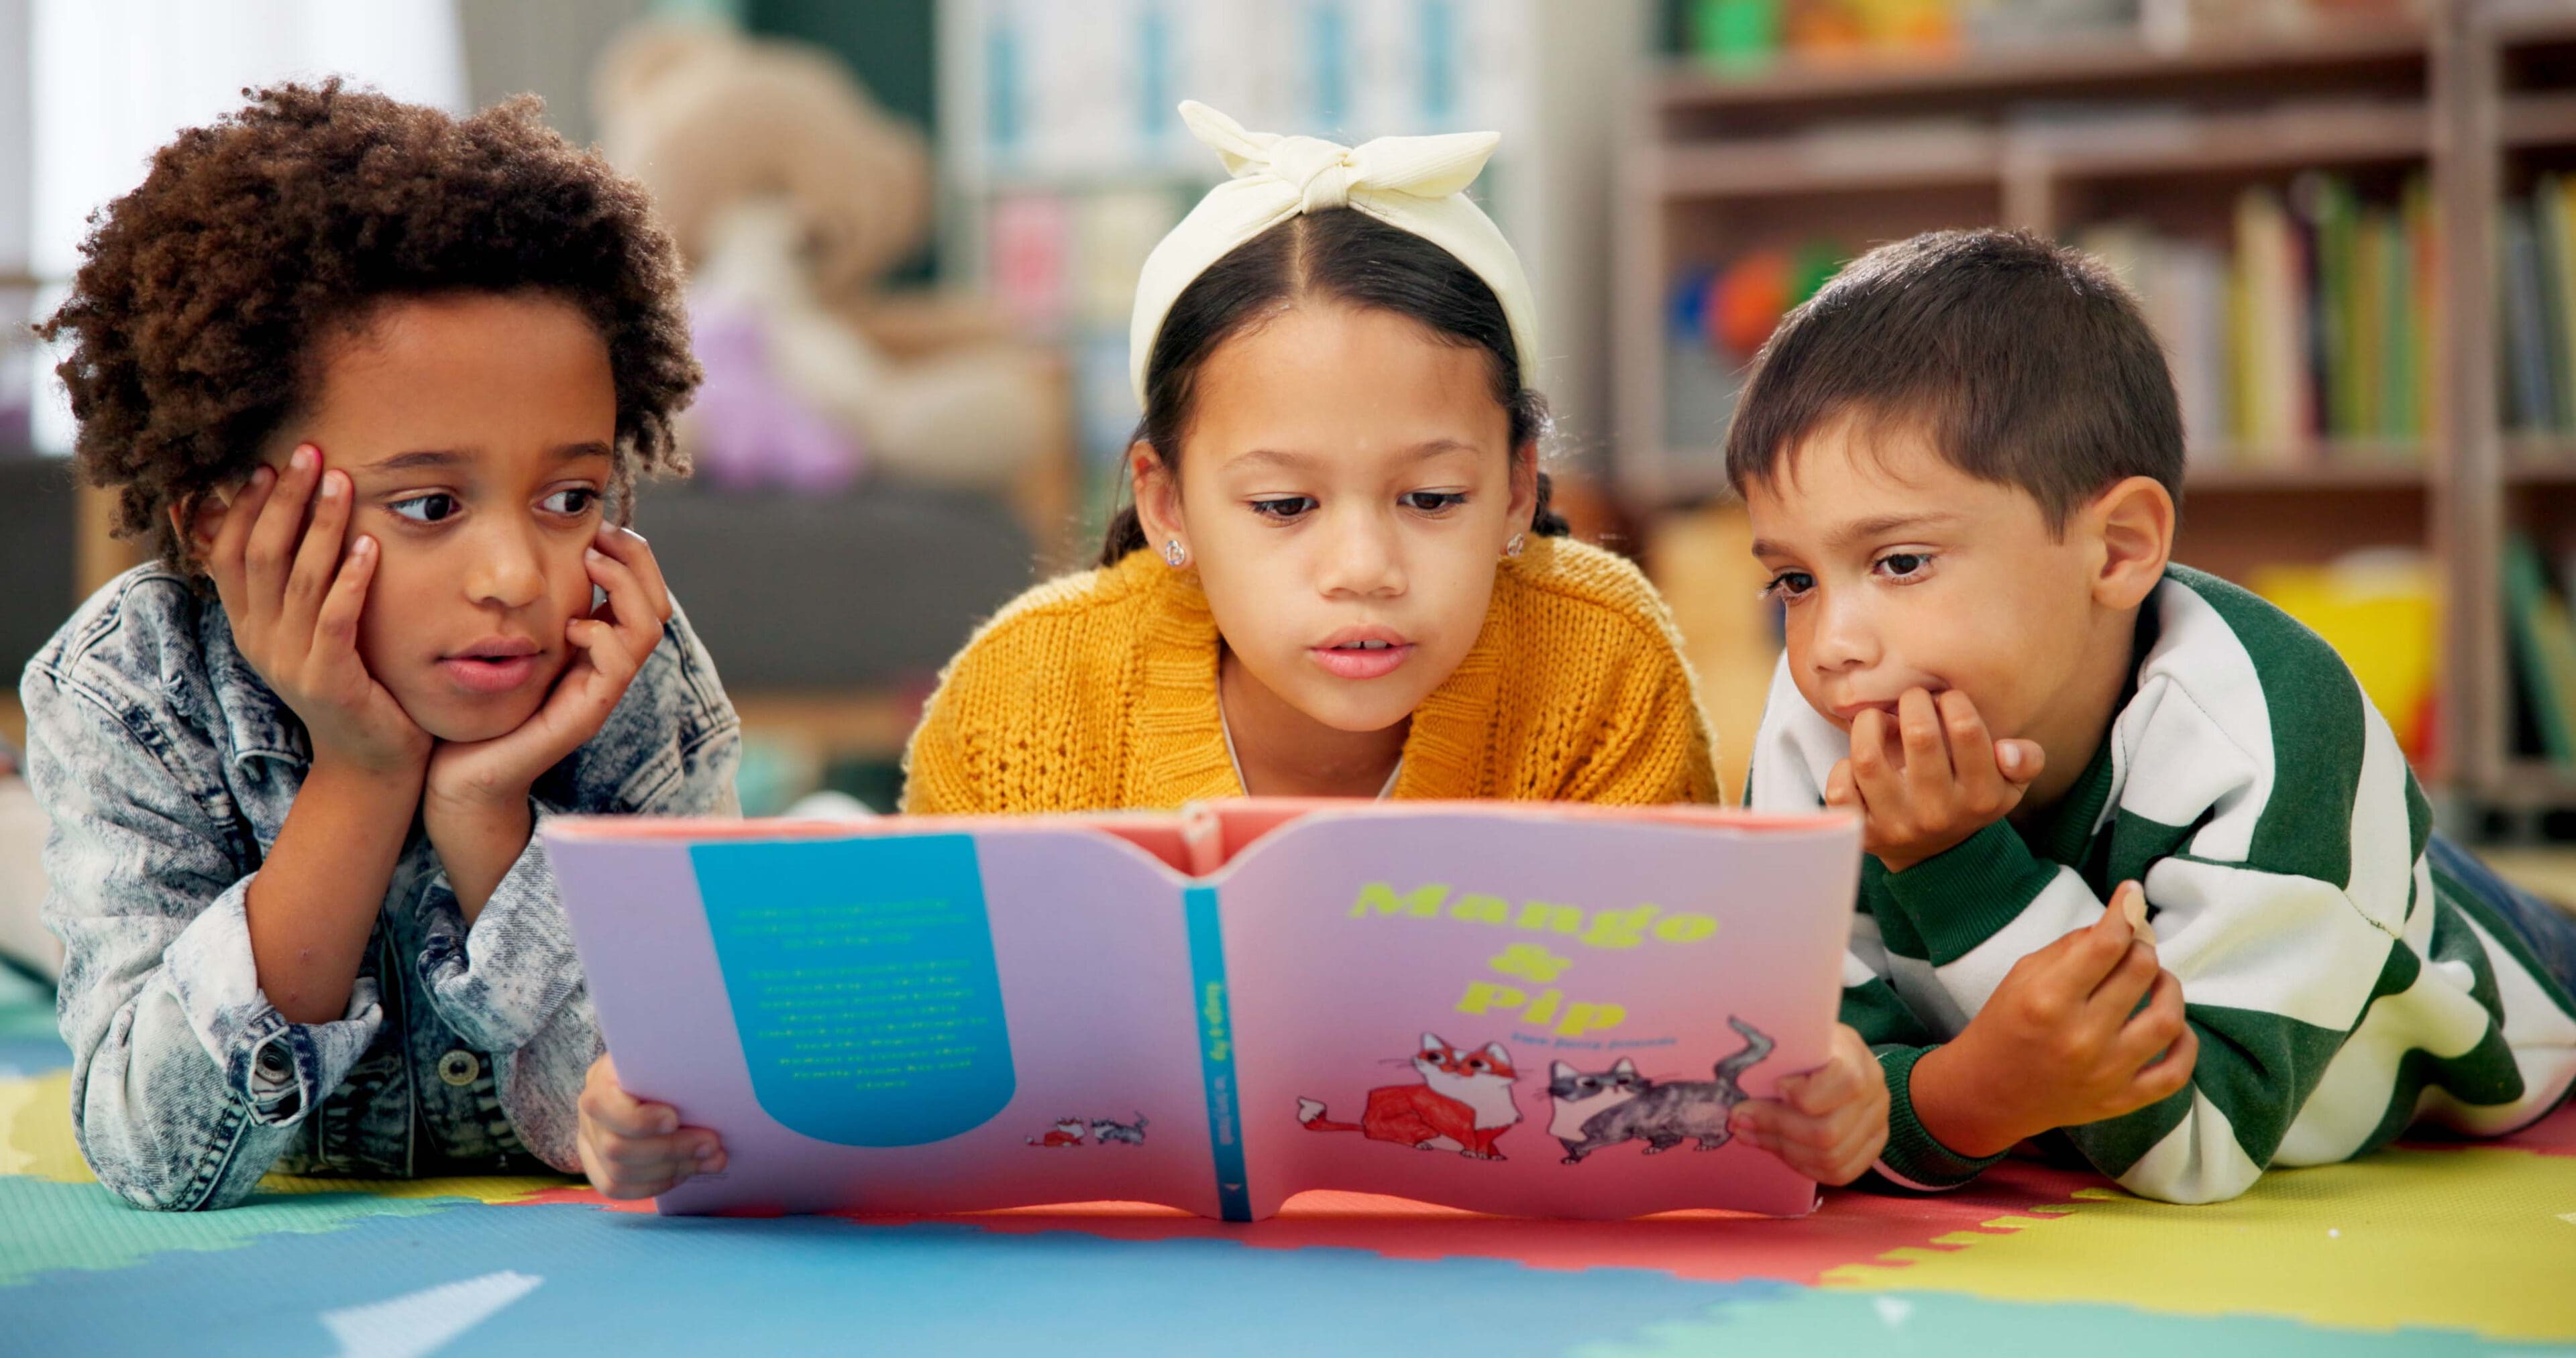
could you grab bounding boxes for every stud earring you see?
[1503,532,1525,559]
[1163,538,1189,567]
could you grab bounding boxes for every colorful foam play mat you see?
[1,967,2569,1355]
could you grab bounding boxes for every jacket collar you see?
[193,591,313,773]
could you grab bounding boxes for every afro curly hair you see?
[38,80,702,571]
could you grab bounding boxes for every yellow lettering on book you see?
[1350,883,1721,953]
[1557,1003,1625,1037]
[1489,943,1572,982]
[1515,901,1583,935]
[1454,980,1625,1036]
[1580,905,1660,948]
[1352,883,1451,918]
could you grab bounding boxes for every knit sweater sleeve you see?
[898,673,989,816]
[898,560,1157,816]
[1565,624,1720,806]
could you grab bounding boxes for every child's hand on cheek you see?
[1827,687,2043,872]
[423,524,674,917]
[1727,1023,1890,1186]
[577,1054,724,1200]
[205,445,430,781]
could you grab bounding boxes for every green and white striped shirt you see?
[1749,564,2576,1204]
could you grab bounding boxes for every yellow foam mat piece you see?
[3,1070,564,1204]
[1823,1145,2576,1343]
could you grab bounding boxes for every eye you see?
[1248,496,1316,522]
[1874,551,1935,583]
[542,487,600,516]
[1400,490,1466,514]
[388,493,460,524]
[1759,570,1815,602]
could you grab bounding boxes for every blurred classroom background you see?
[4,0,2575,881]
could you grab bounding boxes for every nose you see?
[1805,583,1880,676]
[1314,504,1406,600]
[462,518,547,612]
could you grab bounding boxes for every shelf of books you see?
[2470,3,2576,824]
[1620,0,2486,807]
[936,0,1638,545]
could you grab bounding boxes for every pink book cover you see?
[544,799,1859,1222]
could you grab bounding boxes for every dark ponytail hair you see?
[1101,209,1568,567]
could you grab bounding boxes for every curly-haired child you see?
[21,82,740,1209]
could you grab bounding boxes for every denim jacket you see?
[21,566,740,1210]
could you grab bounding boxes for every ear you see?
[1550,1060,1575,1078]
[1129,441,1185,554]
[1612,1058,1636,1075]
[170,490,233,563]
[1504,439,1540,547]
[2082,475,2174,612]
[1483,1041,1511,1064]
[1420,1032,1445,1052]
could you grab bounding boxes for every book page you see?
[1207,806,1858,1221]
[548,821,1223,1216]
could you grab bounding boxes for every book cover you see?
[2502,535,2576,766]
[2502,203,2556,436]
[546,800,1860,1223]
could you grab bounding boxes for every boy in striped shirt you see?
[1731,228,2576,1203]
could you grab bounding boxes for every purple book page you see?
[1210,806,1859,1221]
[547,822,1222,1216]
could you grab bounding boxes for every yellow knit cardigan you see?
[900,535,1720,813]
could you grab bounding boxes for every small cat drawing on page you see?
[1552,1017,1775,1165]
[1091,1113,1149,1146]
[1545,1056,1652,1159]
[1295,1033,1522,1160]
[1026,1117,1087,1148]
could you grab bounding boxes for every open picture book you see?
[545,799,1860,1222]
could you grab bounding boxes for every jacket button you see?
[437,1050,482,1087]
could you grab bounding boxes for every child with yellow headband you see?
[909,103,1713,811]
[880,103,1886,1191]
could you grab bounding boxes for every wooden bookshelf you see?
[1615,3,2576,822]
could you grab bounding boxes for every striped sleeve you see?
[1744,579,2436,1202]
[1895,579,2414,1202]
[2054,577,2413,1203]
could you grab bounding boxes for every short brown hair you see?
[39,80,701,569]
[1722,228,2182,530]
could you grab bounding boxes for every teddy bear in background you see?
[593,22,1055,495]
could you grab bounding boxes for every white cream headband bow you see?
[1128,100,1540,404]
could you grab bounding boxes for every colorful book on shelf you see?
[2502,201,2557,437]
[2541,174,2576,432]
[2300,173,2357,443]
[2234,184,2312,455]
[545,800,1861,1223]
[2502,535,2576,768]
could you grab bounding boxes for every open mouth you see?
[439,638,545,696]
[1310,630,1415,681]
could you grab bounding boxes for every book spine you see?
[1183,884,1254,1222]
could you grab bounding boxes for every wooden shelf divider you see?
[1615,1,2576,818]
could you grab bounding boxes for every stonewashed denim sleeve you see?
[411,612,741,1174]
[22,659,382,1211]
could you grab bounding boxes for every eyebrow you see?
[1750,512,1964,559]
[361,441,614,474]
[1228,439,1483,470]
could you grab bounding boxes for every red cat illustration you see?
[1295,1033,1522,1160]
[1025,1117,1086,1148]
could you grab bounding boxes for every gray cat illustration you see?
[1091,1111,1148,1146]
[1552,1017,1775,1164]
